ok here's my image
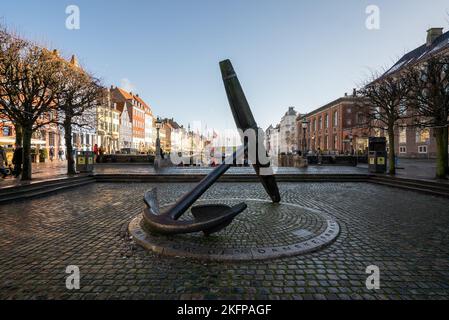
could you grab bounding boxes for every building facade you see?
[96,89,120,153]
[119,102,132,150]
[279,107,299,154]
[111,87,153,153]
[297,94,371,155]
[377,27,449,159]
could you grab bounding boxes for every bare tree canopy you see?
[0,25,63,180]
[54,58,104,174]
[406,54,449,178]
[0,24,104,179]
[358,71,414,175]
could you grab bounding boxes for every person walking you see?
[0,146,8,179]
[317,147,323,165]
[12,143,23,178]
[49,147,55,162]
[58,149,64,161]
[94,144,99,163]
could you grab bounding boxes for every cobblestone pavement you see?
[0,182,448,300]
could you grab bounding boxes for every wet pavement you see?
[0,182,448,300]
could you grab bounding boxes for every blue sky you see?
[2,0,449,131]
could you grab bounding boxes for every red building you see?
[111,87,148,151]
[297,93,371,155]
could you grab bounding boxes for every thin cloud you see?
[120,78,136,92]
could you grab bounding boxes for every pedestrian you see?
[12,143,23,178]
[94,144,99,163]
[0,146,8,179]
[49,147,54,162]
[58,149,64,161]
[317,147,323,165]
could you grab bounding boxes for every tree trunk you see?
[15,124,23,146]
[444,126,448,176]
[435,127,447,179]
[388,126,396,175]
[21,126,33,181]
[64,119,76,175]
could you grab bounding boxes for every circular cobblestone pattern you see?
[1,182,449,300]
[130,199,340,261]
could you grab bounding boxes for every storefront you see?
[0,136,47,162]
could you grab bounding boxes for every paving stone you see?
[0,182,448,300]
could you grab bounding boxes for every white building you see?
[119,102,132,150]
[265,124,280,157]
[144,111,154,152]
[279,107,298,154]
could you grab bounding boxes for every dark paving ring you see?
[129,199,340,261]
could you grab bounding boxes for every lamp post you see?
[155,117,162,159]
[302,117,309,157]
[349,130,354,155]
[189,125,194,166]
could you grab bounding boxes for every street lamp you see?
[189,125,194,166]
[155,117,162,159]
[301,117,309,157]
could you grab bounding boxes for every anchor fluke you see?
[142,188,247,236]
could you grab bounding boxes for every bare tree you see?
[406,55,449,178]
[358,72,413,174]
[54,59,104,175]
[0,26,62,180]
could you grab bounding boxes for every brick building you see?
[297,93,371,155]
[298,27,449,159]
[111,87,152,152]
[378,27,449,159]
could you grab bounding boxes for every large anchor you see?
[142,60,281,236]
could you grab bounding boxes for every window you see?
[374,128,381,138]
[333,111,338,127]
[2,126,11,136]
[399,146,407,154]
[334,135,338,150]
[49,132,55,147]
[325,114,329,128]
[356,112,366,125]
[418,145,428,154]
[324,136,328,150]
[399,127,407,144]
[318,117,322,130]
[399,102,407,116]
[416,128,430,144]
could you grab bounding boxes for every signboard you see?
[77,156,85,165]
[88,157,94,165]
[377,157,385,165]
[369,158,375,165]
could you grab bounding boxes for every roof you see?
[305,96,362,118]
[383,29,449,77]
[164,118,181,130]
[284,107,297,117]
[113,87,152,112]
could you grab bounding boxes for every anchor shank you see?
[168,145,247,220]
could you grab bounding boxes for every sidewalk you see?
[0,158,446,189]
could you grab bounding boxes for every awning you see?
[0,136,46,145]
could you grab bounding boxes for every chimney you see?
[52,49,59,56]
[344,92,348,97]
[426,28,443,47]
